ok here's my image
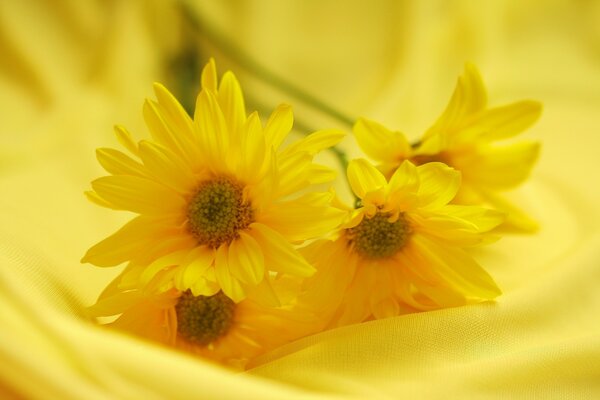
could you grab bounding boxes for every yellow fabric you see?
[2,0,600,398]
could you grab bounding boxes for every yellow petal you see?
[228,232,265,285]
[460,100,542,142]
[217,71,246,140]
[437,204,505,232]
[306,164,337,185]
[249,223,315,278]
[91,175,185,215]
[244,277,281,308]
[347,158,387,199]
[96,148,147,177]
[140,249,189,287]
[194,90,230,172]
[214,244,245,302]
[275,151,311,197]
[143,99,194,163]
[283,129,345,155]
[138,140,195,194]
[84,190,117,209]
[477,189,539,233]
[416,162,461,209]
[200,57,217,92]
[459,141,541,190]
[174,246,215,290]
[388,160,419,197]
[264,104,293,150]
[423,63,487,141]
[153,82,196,143]
[238,111,267,181]
[353,117,410,163]
[87,290,143,317]
[409,234,501,300]
[81,216,176,267]
[257,194,346,242]
[114,125,139,156]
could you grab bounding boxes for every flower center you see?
[175,291,236,346]
[187,176,253,248]
[346,212,410,259]
[410,151,450,166]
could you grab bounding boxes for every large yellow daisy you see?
[300,159,503,327]
[82,59,346,302]
[354,64,542,232]
[89,270,316,369]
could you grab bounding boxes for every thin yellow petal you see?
[153,82,196,141]
[140,250,189,287]
[249,223,315,278]
[410,234,501,299]
[201,58,217,92]
[416,162,461,209]
[347,158,387,199]
[353,117,410,163]
[423,63,487,141]
[214,244,245,302]
[283,129,345,156]
[228,232,265,285]
[459,141,540,190]
[138,140,195,194]
[114,125,139,156]
[81,216,177,267]
[194,90,230,171]
[173,246,215,290]
[91,175,185,215]
[218,71,246,139]
[244,277,281,308]
[460,100,542,142]
[238,111,267,181]
[257,193,346,242]
[96,148,147,177]
[264,104,293,149]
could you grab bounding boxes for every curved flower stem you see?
[181,1,355,128]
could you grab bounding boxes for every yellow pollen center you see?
[187,176,253,248]
[347,212,410,259]
[175,291,236,346]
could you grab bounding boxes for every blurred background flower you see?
[1,0,600,398]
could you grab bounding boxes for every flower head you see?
[89,270,315,369]
[301,159,503,327]
[82,59,346,302]
[354,64,542,232]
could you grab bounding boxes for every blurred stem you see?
[180,1,355,128]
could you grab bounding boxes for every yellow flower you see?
[89,270,315,369]
[301,159,503,327]
[354,64,542,232]
[82,59,346,302]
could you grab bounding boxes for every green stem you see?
[181,2,355,128]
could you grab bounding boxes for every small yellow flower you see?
[354,64,542,232]
[301,159,503,327]
[82,59,346,302]
[89,270,315,369]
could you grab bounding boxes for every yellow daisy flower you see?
[300,159,503,327]
[354,64,542,232]
[82,59,346,302]
[89,270,315,369]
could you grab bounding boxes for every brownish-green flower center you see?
[410,150,451,167]
[187,176,253,248]
[175,291,236,346]
[346,212,410,259]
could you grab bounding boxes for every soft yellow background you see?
[1,0,600,398]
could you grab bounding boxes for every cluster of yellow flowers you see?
[83,59,541,369]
